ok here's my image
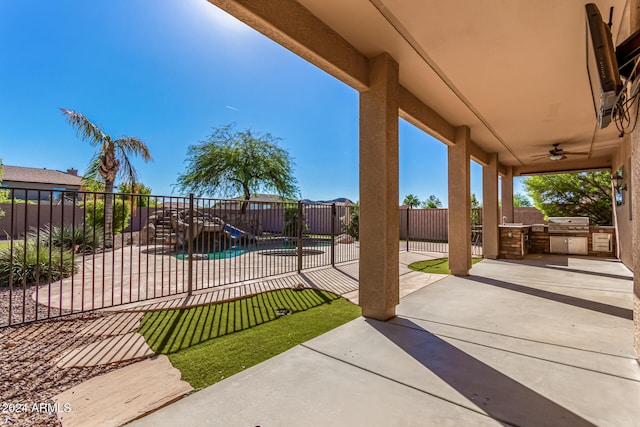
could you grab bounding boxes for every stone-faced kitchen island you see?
[498,220,616,259]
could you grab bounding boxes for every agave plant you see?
[0,240,75,286]
[28,223,104,254]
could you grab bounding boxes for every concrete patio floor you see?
[129,255,640,427]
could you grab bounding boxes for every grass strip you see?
[408,257,483,274]
[138,289,360,389]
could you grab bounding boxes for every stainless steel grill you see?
[547,217,590,234]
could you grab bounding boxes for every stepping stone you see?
[55,355,193,427]
[56,332,154,368]
[77,312,143,337]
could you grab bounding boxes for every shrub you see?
[343,204,359,240]
[29,223,104,253]
[283,205,307,237]
[0,240,75,286]
[81,197,131,235]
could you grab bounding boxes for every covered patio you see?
[132,255,638,426]
[131,0,640,424]
[196,0,640,356]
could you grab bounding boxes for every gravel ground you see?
[0,312,138,426]
[0,284,70,327]
[0,233,150,425]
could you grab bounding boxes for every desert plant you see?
[61,108,152,247]
[0,240,75,286]
[29,223,104,253]
[81,197,131,236]
[343,203,359,240]
[177,124,299,214]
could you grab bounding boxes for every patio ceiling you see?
[209,0,630,174]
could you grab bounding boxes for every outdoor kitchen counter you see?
[498,224,530,259]
[528,225,616,257]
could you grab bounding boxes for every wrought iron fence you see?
[0,189,362,326]
[471,207,484,257]
[0,188,480,327]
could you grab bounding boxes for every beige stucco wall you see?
[613,135,633,270]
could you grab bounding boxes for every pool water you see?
[175,247,247,260]
[174,239,331,260]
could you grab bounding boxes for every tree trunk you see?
[104,180,115,248]
[240,187,251,214]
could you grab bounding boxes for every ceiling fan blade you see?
[530,154,549,158]
[562,151,589,155]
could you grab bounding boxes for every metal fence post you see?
[331,203,336,266]
[297,200,303,273]
[187,193,194,296]
[406,208,410,252]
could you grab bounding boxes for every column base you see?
[450,269,469,276]
[361,305,397,321]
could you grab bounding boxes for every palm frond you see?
[117,154,139,187]
[83,154,102,182]
[60,109,106,146]
[116,137,152,161]
[113,137,152,187]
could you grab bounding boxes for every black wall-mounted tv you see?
[585,3,622,129]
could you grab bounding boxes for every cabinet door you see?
[549,236,569,254]
[568,237,588,255]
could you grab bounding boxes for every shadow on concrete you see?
[498,257,632,282]
[367,317,597,427]
[463,275,632,320]
[332,265,359,282]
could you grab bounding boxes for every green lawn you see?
[408,257,483,274]
[138,288,360,389]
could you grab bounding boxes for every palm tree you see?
[61,109,152,247]
[422,194,442,208]
[403,194,421,208]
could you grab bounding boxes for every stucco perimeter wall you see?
[0,203,83,238]
[499,206,546,225]
[399,208,448,241]
[513,207,546,224]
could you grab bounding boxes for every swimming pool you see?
[173,238,331,260]
[175,247,247,260]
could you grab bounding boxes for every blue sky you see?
[0,0,525,206]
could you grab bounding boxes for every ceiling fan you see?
[530,143,589,161]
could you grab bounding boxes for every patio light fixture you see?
[612,172,626,191]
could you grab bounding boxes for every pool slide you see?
[224,223,251,241]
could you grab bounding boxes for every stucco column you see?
[502,166,514,223]
[448,126,472,275]
[631,0,640,361]
[358,53,399,320]
[482,153,499,259]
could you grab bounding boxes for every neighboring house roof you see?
[1,165,83,187]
